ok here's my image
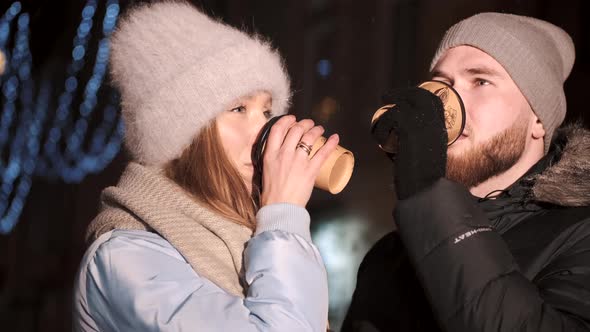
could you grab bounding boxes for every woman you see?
[73,2,337,331]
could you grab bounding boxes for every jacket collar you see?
[477,124,590,233]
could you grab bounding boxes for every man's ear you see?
[531,114,545,140]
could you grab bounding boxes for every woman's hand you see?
[260,115,340,207]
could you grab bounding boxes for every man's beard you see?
[446,121,528,189]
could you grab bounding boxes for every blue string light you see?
[0,2,23,155]
[37,0,122,182]
[0,1,122,234]
[0,78,51,234]
[0,7,43,234]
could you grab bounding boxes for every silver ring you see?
[296,141,313,155]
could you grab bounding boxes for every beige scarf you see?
[86,162,253,297]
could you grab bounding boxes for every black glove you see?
[371,86,447,200]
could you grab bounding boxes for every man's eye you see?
[475,79,490,86]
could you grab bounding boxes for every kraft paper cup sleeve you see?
[309,136,354,194]
[253,115,354,195]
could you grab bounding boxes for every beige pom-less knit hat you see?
[430,12,575,153]
[110,1,291,166]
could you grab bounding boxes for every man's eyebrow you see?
[431,66,504,79]
[430,69,448,79]
[463,66,502,77]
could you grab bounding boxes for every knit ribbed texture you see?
[430,13,575,153]
[255,203,312,242]
[86,162,253,297]
[110,1,291,166]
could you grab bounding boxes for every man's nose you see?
[452,86,471,122]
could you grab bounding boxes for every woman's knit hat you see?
[430,12,575,153]
[110,1,291,166]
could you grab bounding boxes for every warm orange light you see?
[0,50,6,76]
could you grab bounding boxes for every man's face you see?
[431,46,538,188]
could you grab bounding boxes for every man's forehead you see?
[432,45,508,77]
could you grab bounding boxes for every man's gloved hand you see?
[371,87,448,200]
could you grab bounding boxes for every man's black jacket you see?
[342,125,590,331]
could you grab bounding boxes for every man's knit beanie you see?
[109,1,291,166]
[430,12,575,153]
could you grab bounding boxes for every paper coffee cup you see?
[371,80,466,153]
[252,116,354,195]
[308,136,354,194]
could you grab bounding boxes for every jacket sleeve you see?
[395,178,590,332]
[341,232,442,332]
[79,203,328,332]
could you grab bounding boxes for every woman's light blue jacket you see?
[73,204,329,331]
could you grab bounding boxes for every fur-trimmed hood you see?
[531,124,590,207]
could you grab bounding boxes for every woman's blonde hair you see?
[165,121,258,230]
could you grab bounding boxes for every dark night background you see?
[0,0,588,330]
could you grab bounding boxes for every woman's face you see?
[216,91,274,192]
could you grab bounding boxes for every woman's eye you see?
[229,106,246,113]
[263,110,274,119]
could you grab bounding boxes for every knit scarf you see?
[86,162,253,297]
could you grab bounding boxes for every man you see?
[342,12,590,331]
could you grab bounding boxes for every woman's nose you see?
[249,112,269,144]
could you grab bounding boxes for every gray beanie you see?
[110,1,291,166]
[430,12,575,153]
